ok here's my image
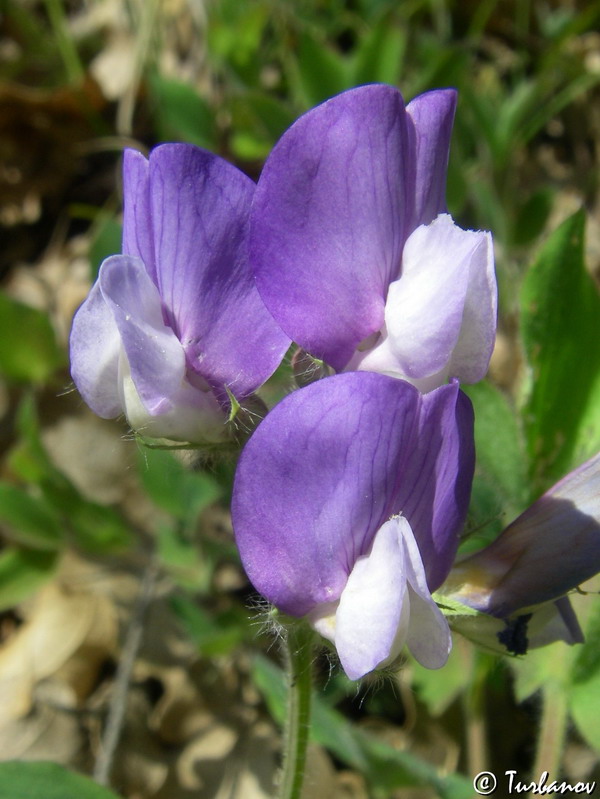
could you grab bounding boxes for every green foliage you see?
[0,547,58,612]
[137,448,221,529]
[411,637,475,716]
[170,593,248,657]
[462,380,528,551]
[520,210,600,488]
[290,32,350,107]
[253,654,474,799]
[0,761,122,799]
[229,92,296,160]
[137,448,223,589]
[8,396,132,554]
[511,588,600,750]
[148,72,217,150]
[0,293,65,384]
[0,483,65,550]
[351,12,406,86]
[569,596,600,748]
[89,215,123,280]
[571,599,600,685]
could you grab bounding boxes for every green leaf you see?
[570,670,600,750]
[572,598,600,684]
[137,448,221,525]
[0,483,65,550]
[568,587,600,748]
[0,547,58,611]
[89,214,122,280]
[8,395,132,554]
[461,381,528,553]
[493,79,539,162]
[520,210,600,487]
[62,498,132,554]
[0,293,64,383]
[229,92,295,144]
[411,637,474,716]
[511,188,554,247]
[0,761,122,799]
[170,594,247,656]
[292,33,350,107]
[157,525,209,591]
[352,13,406,85]
[148,72,217,150]
[229,131,272,161]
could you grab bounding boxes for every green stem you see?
[43,0,85,84]
[463,651,491,778]
[116,0,161,136]
[279,624,314,799]
[532,682,568,779]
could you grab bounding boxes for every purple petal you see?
[465,451,600,617]
[406,89,457,228]
[70,278,122,418]
[99,254,186,415]
[232,373,422,616]
[147,144,289,397]
[122,149,157,285]
[233,373,475,618]
[251,85,413,370]
[399,381,475,590]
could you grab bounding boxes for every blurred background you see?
[0,1,600,797]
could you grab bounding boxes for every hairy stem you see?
[279,624,314,799]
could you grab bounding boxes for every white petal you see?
[334,517,408,680]
[447,228,496,383]
[389,214,487,379]
[352,215,495,387]
[401,518,452,669]
[118,349,227,444]
[69,279,122,418]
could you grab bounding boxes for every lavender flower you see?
[249,84,497,391]
[70,144,289,444]
[232,372,475,680]
[447,451,600,615]
[442,452,600,651]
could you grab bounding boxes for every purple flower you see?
[445,451,600,619]
[70,144,289,443]
[232,372,475,680]
[250,84,496,391]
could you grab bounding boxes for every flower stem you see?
[279,624,314,799]
[532,682,568,779]
[464,651,491,778]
